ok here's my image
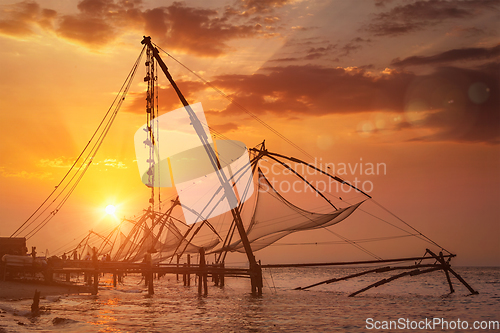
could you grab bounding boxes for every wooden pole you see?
[187,254,191,287]
[256,260,263,296]
[31,289,40,315]
[176,254,180,281]
[183,263,187,286]
[447,267,479,295]
[92,247,99,295]
[220,262,225,288]
[439,252,454,294]
[198,269,202,295]
[145,253,154,295]
[113,273,117,287]
[203,273,208,296]
[203,267,208,296]
[213,262,219,286]
[198,275,202,294]
[427,249,478,295]
[198,248,208,296]
[92,270,99,295]
[148,272,154,295]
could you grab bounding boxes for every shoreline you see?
[0,280,84,300]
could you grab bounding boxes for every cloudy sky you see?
[0,0,498,265]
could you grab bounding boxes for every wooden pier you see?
[40,248,257,296]
[3,248,478,297]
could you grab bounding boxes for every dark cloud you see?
[401,64,499,144]
[274,37,370,62]
[0,1,56,37]
[307,44,336,54]
[304,43,337,59]
[268,57,301,62]
[391,44,500,67]
[446,26,487,38]
[352,37,371,43]
[367,21,422,36]
[211,65,415,115]
[340,43,361,56]
[207,62,498,144]
[366,0,500,36]
[340,37,371,57]
[0,0,276,55]
[235,0,291,15]
[374,0,395,7]
[157,3,260,57]
[268,43,338,63]
[57,15,116,46]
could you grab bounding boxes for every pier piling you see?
[198,248,208,296]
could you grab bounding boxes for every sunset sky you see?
[0,0,498,266]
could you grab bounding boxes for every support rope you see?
[153,43,314,161]
[10,45,146,239]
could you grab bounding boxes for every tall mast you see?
[140,37,261,293]
[145,44,158,230]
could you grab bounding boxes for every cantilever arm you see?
[252,150,372,199]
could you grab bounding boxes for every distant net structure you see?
[6,37,479,298]
[10,36,448,271]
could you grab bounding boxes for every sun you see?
[105,204,116,215]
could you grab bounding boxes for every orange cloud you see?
[0,0,278,55]
[208,63,499,144]
[237,0,291,15]
[57,15,117,47]
[0,166,52,179]
[154,3,260,57]
[210,122,240,133]
[391,44,500,67]
[365,0,499,36]
[212,65,414,115]
[0,1,56,37]
[38,157,75,169]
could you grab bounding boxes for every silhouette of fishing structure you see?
[3,37,478,297]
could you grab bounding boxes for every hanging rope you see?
[153,43,314,161]
[371,199,452,254]
[10,45,146,239]
[323,228,383,260]
[36,41,452,264]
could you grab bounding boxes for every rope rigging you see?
[14,37,451,266]
[10,45,146,240]
[153,43,315,161]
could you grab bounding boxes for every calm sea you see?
[0,267,499,332]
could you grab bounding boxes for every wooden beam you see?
[349,267,441,297]
[439,252,454,293]
[295,264,440,291]
[263,254,455,268]
[426,249,478,295]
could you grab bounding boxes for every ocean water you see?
[0,266,498,332]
